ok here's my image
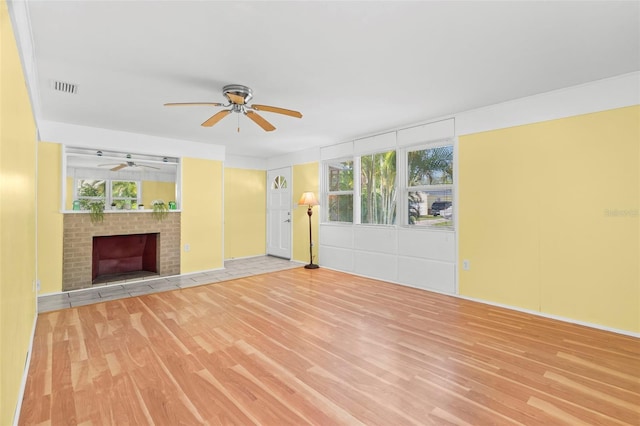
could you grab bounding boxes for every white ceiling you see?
[21,1,640,158]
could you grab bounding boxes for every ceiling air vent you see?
[52,80,78,94]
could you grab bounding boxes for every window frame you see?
[401,139,455,229]
[74,178,141,209]
[358,148,398,226]
[324,157,355,224]
[321,137,455,230]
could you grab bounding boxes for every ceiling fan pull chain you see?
[237,113,240,133]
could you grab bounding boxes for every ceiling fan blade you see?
[226,92,245,105]
[111,164,127,171]
[245,111,276,132]
[164,102,223,107]
[139,164,160,170]
[201,109,232,127]
[250,104,303,118]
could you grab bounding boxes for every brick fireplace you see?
[63,212,180,291]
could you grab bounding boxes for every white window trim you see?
[324,157,355,224]
[321,137,455,229]
[401,138,455,228]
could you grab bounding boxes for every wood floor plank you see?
[19,268,640,425]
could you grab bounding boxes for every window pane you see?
[361,150,396,225]
[76,179,106,210]
[328,194,353,223]
[271,175,287,189]
[328,160,353,191]
[112,181,137,198]
[408,189,453,227]
[112,180,138,209]
[408,145,453,186]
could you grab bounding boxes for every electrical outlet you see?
[184,243,190,252]
[462,260,470,271]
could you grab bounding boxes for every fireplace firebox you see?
[92,233,159,283]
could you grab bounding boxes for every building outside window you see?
[406,144,453,228]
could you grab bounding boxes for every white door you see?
[267,167,292,259]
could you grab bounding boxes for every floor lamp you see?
[298,192,319,269]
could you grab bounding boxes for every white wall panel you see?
[397,119,455,146]
[354,251,398,282]
[354,131,396,155]
[398,257,455,294]
[320,246,355,272]
[353,226,398,255]
[397,228,455,262]
[320,225,354,248]
[320,141,353,160]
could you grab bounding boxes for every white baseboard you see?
[13,311,38,426]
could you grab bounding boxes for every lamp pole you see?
[298,191,319,269]
[305,204,319,269]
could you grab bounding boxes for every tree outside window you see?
[326,160,354,222]
[111,180,138,209]
[361,150,396,225]
[75,179,139,210]
[76,179,106,210]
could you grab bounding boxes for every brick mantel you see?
[63,212,180,291]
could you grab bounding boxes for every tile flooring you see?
[38,256,301,313]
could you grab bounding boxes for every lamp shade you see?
[298,191,319,207]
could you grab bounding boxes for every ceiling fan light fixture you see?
[223,84,253,104]
[165,84,302,132]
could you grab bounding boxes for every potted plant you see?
[152,200,168,221]
[89,201,105,224]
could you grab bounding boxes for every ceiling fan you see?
[100,161,160,171]
[164,84,302,132]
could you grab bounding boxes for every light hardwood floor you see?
[20,268,640,425]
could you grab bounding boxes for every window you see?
[111,180,139,209]
[406,144,453,228]
[76,179,106,210]
[326,159,353,222]
[75,178,139,210]
[271,175,287,189]
[361,150,396,225]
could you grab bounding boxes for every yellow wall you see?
[180,157,223,273]
[459,106,640,333]
[292,162,319,264]
[37,142,64,294]
[224,168,266,259]
[0,0,38,422]
[65,176,73,210]
[141,180,175,207]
